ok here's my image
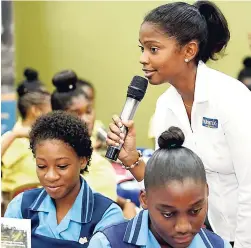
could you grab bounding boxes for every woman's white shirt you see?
[152,62,251,247]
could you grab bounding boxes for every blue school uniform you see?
[4,177,124,248]
[89,210,232,248]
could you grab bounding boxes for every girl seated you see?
[4,111,124,248]
[1,68,51,193]
[51,70,118,202]
[51,70,137,218]
[89,127,231,248]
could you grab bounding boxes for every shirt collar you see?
[123,210,150,246]
[164,61,210,110]
[30,177,95,224]
[70,176,94,223]
[193,61,210,103]
[123,210,205,247]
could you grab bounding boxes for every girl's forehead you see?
[35,139,76,157]
[139,22,173,44]
[148,179,206,197]
[69,95,89,109]
[147,181,206,208]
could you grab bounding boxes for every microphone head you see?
[127,76,148,101]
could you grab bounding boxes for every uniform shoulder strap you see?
[100,221,137,248]
[84,193,114,236]
[80,192,113,239]
[21,188,44,218]
[199,228,225,248]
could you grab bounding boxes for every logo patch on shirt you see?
[202,117,218,128]
[79,237,88,244]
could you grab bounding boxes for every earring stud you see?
[185,58,189,63]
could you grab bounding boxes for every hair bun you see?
[158,126,185,149]
[24,68,38,81]
[52,70,77,93]
[243,57,251,68]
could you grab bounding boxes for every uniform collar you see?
[69,176,94,224]
[123,210,205,247]
[29,177,95,224]
[123,210,150,246]
[164,61,210,110]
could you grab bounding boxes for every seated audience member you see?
[13,68,49,130]
[51,70,136,218]
[89,127,231,248]
[238,57,251,90]
[4,111,124,247]
[1,68,51,193]
[50,70,117,201]
[77,78,107,151]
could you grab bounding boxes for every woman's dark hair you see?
[238,57,251,83]
[16,68,46,97]
[143,1,230,63]
[77,79,94,90]
[18,92,50,119]
[51,70,88,110]
[17,68,50,119]
[144,126,206,190]
[29,111,93,173]
[77,79,95,101]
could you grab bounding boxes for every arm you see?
[116,196,137,219]
[94,203,124,232]
[1,126,30,157]
[106,116,146,181]
[1,131,18,157]
[222,87,251,247]
[4,193,24,218]
[121,154,146,182]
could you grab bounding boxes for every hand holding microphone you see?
[107,115,138,165]
[106,76,148,165]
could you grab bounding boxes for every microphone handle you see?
[105,97,139,161]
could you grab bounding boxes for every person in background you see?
[13,68,48,130]
[4,111,124,247]
[107,1,251,246]
[90,127,231,248]
[1,68,51,193]
[77,78,107,151]
[51,70,136,219]
[238,57,251,90]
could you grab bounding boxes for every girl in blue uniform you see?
[50,70,137,217]
[4,111,124,248]
[89,127,231,248]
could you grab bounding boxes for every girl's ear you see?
[139,190,148,210]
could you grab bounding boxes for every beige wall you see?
[13,1,251,147]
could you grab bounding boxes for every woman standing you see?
[107,1,251,247]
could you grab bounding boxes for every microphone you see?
[105,76,148,161]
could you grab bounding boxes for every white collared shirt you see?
[153,62,251,247]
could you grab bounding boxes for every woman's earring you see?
[184,58,189,63]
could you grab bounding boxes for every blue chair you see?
[117,179,141,207]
